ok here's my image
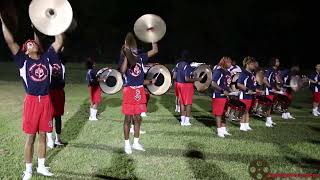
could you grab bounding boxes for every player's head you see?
[22,40,39,55]
[270,57,280,68]
[124,32,137,53]
[231,59,237,66]
[243,56,257,71]
[316,64,320,72]
[219,56,232,69]
[86,57,95,70]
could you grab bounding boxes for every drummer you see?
[237,57,263,131]
[308,64,320,117]
[280,66,299,119]
[173,51,202,126]
[211,57,233,137]
[264,57,282,101]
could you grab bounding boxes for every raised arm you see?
[120,56,128,74]
[51,34,64,53]
[147,43,158,58]
[0,14,19,55]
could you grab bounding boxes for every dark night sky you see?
[0,0,317,68]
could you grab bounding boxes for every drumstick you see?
[103,69,112,82]
[154,69,162,80]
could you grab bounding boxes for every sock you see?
[92,109,97,119]
[245,123,249,128]
[134,137,139,144]
[55,133,60,143]
[313,107,318,112]
[185,117,190,124]
[26,163,32,173]
[286,112,290,116]
[131,124,134,129]
[221,127,226,132]
[181,116,186,123]
[240,123,244,128]
[125,140,130,146]
[267,117,272,122]
[38,158,45,168]
[47,133,53,142]
[89,108,93,118]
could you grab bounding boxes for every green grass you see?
[0,62,320,179]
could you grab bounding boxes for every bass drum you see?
[225,99,246,122]
[145,64,172,96]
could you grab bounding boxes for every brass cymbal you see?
[134,14,166,43]
[145,64,172,95]
[98,68,123,95]
[29,0,73,36]
[193,64,213,92]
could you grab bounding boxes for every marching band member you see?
[263,58,281,126]
[119,32,156,154]
[211,57,232,137]
[86,57,102,121]
[237,57,261,131]
[308,64,320,117]
[280,66,300,119]
[47,48,66,148]
[139,46,158,117]
[228,59,242,76]
[173,51,202,126]
[1,14,63,179]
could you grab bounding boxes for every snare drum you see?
[273,94,290,113]
[251,96,272,117]
[225,99,246,121]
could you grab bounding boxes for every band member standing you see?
[308,64,320,117]
[173,50,189,113]
[263,58,281,126]
[211,57,232,137]
[119,32,155,154]
[237,57,260,131]
[138,46,158,117]
[47,48,66,148]
[1,14,63,179]
[280,66,299,119]
[86,57,102,121]
[173,52,202,126]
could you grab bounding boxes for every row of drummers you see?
[172,56,313,137]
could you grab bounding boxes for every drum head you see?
[194,64,213,92]
[146,65,172,95]
[99,69,123,94]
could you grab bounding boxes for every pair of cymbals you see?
[29,0,73,36]
[134,14,166,43]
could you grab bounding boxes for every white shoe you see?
[37,166,53,177]
[124,144,132,154]
[89,116,98,121]
[265,122,273,127]
[265,119,273,127]
[217,128,225,138]
[240,124,247,131]
[22,171,32,180]
[54,141,64,147]
[47,141,54,149]
[140,112,147,117]
[313,111,319,117]
[221,127,232,136]
[246,124,253,131]
[286,113,295,119]
[282,113,289,119]
[132,143,145,152]
[184,122,192,126]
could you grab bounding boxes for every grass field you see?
[0,62,320,180]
